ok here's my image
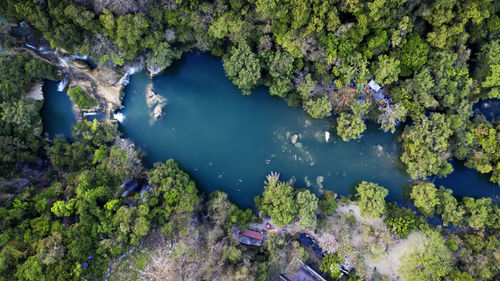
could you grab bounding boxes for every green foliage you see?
[399,230,453,281]
[401,113,453,179]
[146,41,182,71]
[304,96,332,119]
[372,54,400,86]
[454,118,499,183]
[266,51,295,98]
[356,181,388,218]
[223,44,261,95]
[436,187,464,226]
[208,191,256,230]
[318,190,337,215]
[399,33,429,76]
[148,160,198,237]
[320,253,343,279]
[410,182,439,217]
[336,113,366,141]
[462,197,492,229]
[0,54,54,167]
[476,40,499,98]
[255,180,297,226]
[295,189,318,229]
[66,86,97,109]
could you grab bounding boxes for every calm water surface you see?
[41,80,76,138]
[42,54,498,207]
[117,54,498,207]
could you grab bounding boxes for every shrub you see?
[67,86,97,109]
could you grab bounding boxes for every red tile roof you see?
[242,229,264,240]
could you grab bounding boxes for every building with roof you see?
[240,229,265,246]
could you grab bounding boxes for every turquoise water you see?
[116,54,498,207]
[41,80,76,138]
[41,54,498,207]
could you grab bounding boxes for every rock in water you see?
[145,83,166,120]
[153,104,163,118]
[291,134,298,144]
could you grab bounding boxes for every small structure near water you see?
[240,229,265,246]
[368,79,381,92]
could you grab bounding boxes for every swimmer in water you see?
[218,174,223,179]
[265,159,271,164]
[293,155,297,160]
[238,179,243,183]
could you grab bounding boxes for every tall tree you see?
[399,230,453,281]
[410,182,440,217]
[223,43,261,95]
[356,181,388,218]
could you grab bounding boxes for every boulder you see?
[153,104,163,118]
[145,83,166,120]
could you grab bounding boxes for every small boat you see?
[325,131,331,143]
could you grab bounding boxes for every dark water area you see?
[473,99,500,121]
[42,53,499,208]
[40,80,76,138]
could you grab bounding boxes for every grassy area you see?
[67,85,97,109]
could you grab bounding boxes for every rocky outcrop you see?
[145,83,166,119]
[146,63,165,78]
[24,47,124,116]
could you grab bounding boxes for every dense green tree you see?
[295,189,318,229]
[147,160,198,236]
[436,187,464,226]
[320,253,343,279]
[399,230,453,281]
[304,96,332,119]
[399,33,430,76]
[410,182,439,217]
[296,74,316,100]
[475,40,499,98]
[267,51,295,98]
[336,113,366,141]
[462,197,492,229]
[223,44,261,95]
[356,181,388,218]
[255,178,297,226]
[401,113,453,179]
[372,55,400,86]
[146,41,182,71]
[319,190,337,215]
[66,86,97,109]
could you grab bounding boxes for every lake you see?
[42,53,499,207]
